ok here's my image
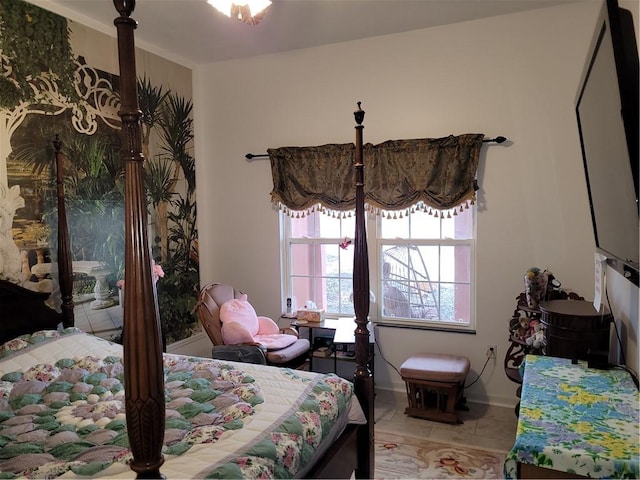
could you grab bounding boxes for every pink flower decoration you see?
[153,263,165,282]
[339,237,352,250]
[117,262,164,290]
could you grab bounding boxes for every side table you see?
[504,355,639,479]
[290,318,375,378]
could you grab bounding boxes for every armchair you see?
[196,282,310,368]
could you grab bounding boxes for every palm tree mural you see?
[138,75,168,161]
[155,93,195,262]
[2,1,199,343]
[9,114,124,275]
[150,92,198,343]
[137,78,198,343]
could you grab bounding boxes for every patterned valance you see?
[268,133,484,217]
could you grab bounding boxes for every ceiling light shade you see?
[207,0,272,26]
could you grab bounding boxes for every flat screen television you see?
[576,0,639,287]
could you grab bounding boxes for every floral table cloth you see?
[504,354,639,479]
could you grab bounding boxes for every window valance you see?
[268,133,484,217]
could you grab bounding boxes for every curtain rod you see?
[244,135,507,161]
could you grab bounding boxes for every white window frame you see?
[281,213,357,318]
[280,208,476,333]
[375,237,476,332]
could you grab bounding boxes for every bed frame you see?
[115,2,374,472]
[0,137,73,344]
[0,1,374,477]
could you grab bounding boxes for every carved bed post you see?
[53,136,74,327]
[353,102,374,479]
[113,1,166,478]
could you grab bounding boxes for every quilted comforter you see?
[0,329,363,478]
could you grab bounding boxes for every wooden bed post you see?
[353,102,374,479]
[53,136,74,327]
[113,1,166,478]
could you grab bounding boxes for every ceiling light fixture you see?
[207,0,272,26]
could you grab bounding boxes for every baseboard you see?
[166,327,211,357]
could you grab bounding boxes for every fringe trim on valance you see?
[273,193,476,220]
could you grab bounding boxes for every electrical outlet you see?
[486,345,497,359]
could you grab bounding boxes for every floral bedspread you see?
[0,329,357,479]
[504,354,639,479]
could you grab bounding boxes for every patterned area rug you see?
[375,432,506,479]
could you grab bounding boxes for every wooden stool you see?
[400,352,470,424]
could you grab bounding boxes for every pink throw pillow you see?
[221,322,256,345]
[220,295,259,337]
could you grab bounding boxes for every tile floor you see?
[374,389,519,453]
[74,295,519,454]
[73,293,123,341]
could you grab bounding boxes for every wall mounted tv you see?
[576,0,639,287]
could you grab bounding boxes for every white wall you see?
[193,1,639,406]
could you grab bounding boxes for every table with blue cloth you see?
[504,354,639,479]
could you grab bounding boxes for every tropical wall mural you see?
[0,0,199,343]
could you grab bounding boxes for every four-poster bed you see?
[0,139,73,344]
[0,1,374,477]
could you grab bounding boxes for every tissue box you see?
[296,309,325,323]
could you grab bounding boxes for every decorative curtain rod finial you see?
[483,135,507,143]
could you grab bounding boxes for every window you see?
[378,204,474,330]
[284,213,356,316]
[282,204,475,331]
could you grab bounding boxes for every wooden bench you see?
[400,352,470,424]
